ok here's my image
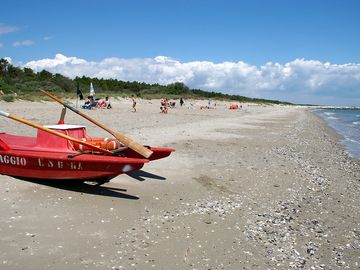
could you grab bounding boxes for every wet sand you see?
[0,98,359,269]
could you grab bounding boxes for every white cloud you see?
[0,23,18,35]
[4,57,12,64]
[43,36,52,41]
[12,40,34,47]
[0,43,3,48]
[23,54,360,106]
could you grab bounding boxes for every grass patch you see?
[1,94,16,102]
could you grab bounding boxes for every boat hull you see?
[0,131,173,183]
[0,149,147,181]
[124,147,175,161]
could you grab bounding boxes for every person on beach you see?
[83,96,92,110]
[105,96,112,109]
[96,97,112,109]
[169,100,176,108]
[180,97,184,107]
[131,95,137,112]
[89,95,96,107]
[160,98,168,113]
[96,99,105,108]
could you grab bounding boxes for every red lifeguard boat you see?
[0,90,175,185]
[0,123,174,184]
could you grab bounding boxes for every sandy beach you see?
[0,98,359,269]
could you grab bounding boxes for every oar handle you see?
[0,111,10,117]
[41,88,104,124]
[40,89,65,105]
[40,89,80,114]
[0,110,113,155]
[12,114,113,155]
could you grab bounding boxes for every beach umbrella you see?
[90,82,95,96]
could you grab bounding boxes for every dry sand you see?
[0,98,359,269]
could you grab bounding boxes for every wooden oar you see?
[40,89,153,158]
[0,110,113,155]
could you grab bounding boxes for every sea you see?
[315,109,360,160]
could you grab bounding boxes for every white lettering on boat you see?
[48,160,54,168]
[0,155,27,166]
[37,158,82,170]
[38,158,44,167]
[57,161,64,169]
[38,159,55,168]
[70,162,83,170]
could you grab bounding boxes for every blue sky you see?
[1,0,360,105]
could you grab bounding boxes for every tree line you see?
[0,58,291,104]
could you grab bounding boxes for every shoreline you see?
[311,107,360,160]
[0,101,359,269]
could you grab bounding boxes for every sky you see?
[1,0,360,106]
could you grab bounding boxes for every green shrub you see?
[2,94,16,102]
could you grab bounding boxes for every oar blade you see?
[114,132,153,158]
